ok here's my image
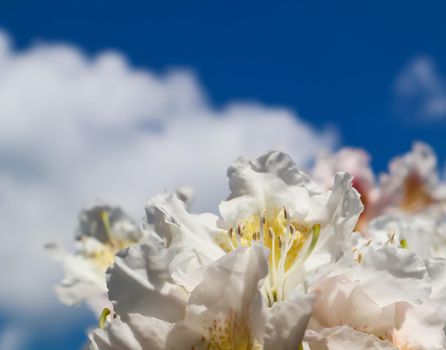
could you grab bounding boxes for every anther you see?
[235,225,242,246]
[269,228,274,240]
[388,231,396,244]
[283,206,288,220]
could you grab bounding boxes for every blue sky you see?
[2,1,446,170]
[1,1,446,349]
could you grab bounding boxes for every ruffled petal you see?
[88,314,171,350]
[306,326,398,350]
[354,246,430,307]
[305,172,363,270]
[145,192,224,263]
[226,151,314,198]
[107,238,189,322]
[264,291,314,350]
[166,246,269,349]
[392,303,446,350]
[45,242,108,314]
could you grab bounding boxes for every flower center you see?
[82,210,136,270]
[401,172,434,212]
[218,207,320,306]
[195,312,261,350]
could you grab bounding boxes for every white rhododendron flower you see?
[305,246,446,350]
[360,212,446,261]
[112,151,363,315]
[375,142,446,215]
[363,214,436,258]
[216,152,362,305]
[311,148,377,230]
[89,246,314,350]
[46,204,144,315]
[312,148,376,203]
[312,143,446,229]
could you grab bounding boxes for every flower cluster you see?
[49,142,446,349]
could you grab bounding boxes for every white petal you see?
[393,303,446,350]
[107,239,189,323]
[88,314,171,350]
[45,242,107,312]
[306,326,398,350]
[305,172,363,271]
[264,292,314,350]
[425,257,446,321]
[354,246,430,307]
[167,246,269,348]
[311,275,382,331]
[145,191,224,263]
[226,151,314,198]
[220,151,318,223]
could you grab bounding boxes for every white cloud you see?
[0,28,337,330]
[394,56,446,119]
[0,325,26,350]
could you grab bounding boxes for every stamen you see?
[387,231,396,245]
[269,228,277,284]
[100,210,115,247]
[285,207,292,239]
[283,224,321,279]
[226,228,235,250]
[259,213,265,243]
[99,307,111,329]
[304,224,321,260]
[235,225,242,247]
[222,208,323,307]
[268,227,274,240]
[400,239,408,249]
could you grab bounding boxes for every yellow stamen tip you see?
[99,307,111,328]
[400,239,408,249]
